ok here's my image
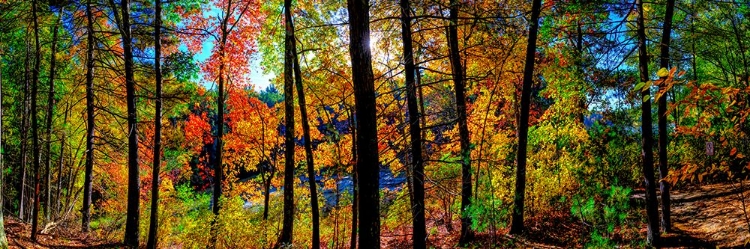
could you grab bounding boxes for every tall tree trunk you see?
[289,7,320,248]
[447,0,473,243]
[45,10,62,223]
[210,1,230,247]
[147,1,163,247]
[279,0,296,245]
[56,105,68,219]
[0,53,10,248]
[636,0,661,245]
[657,0,675,233]
[400,0,426,247]
[509,0,542,235]
[349,108,358,249]
[347,0,380,247]
[82,0,96,233]
[120,0,141,245]
[19,31,30,221]
[31,0,43,241]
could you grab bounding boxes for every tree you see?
[19,30,30,222]
[110,0,141,245]
[18,29,31,220]
[178,2,262,245]
[510,0,543,235]
[289,3,320,247]
[147,0,163,247]
[657,0,676,233]
[82,0,96,233]
[279,0,296,245]
[447,0,473,242]
[44,7,62,223]
[347,0,380,247]
[0,49,10,249]
[30,0,42,241]
[400,0,425,247]
[636,0,661,245]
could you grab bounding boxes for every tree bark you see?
[82,0,96,233]
[120,0,141,245]
[636,0,661,245]
[289,6,320,248]
[0,52,10,249]
[19,30,30,222]
[400,0,426,247]
[147,0,163,247]
[210,1,231,247]
[279,0,296,245]
[509,0,542,235]
[349,108,358,249]
[657,0,675,233]
[31,0,43,241]
[45,10,62,223]
[55,105,68,219]
[347,0,381,247]
[447,0,474,242]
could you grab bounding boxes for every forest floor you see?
[3,216,120,249]
[4,181,750,248]
[658,181,750,248]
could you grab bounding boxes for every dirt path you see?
[636,181,750,248]
[3,216,119,249]
[667,182,750,248]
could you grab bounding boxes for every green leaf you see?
[634,82,645,91]
[642,95,650,103]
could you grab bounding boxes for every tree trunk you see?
[31,0,43,241]
[82,0,96,233]
[262,167,273,220]
[0,52,10,249]
[289,7,320,248]
[400,0,426,247]
[509,0,542,235]
[210,1,230,247]
[447,0,473,243]
[636,0,661,245]
[347,0,381,247]
[45,10,62,223]
[19,30,30,222]
[349,108,358,249]
[120,0,141,245]
[55,105,68,219]
[657,0,675,233]
[279,0,296,245]
[147,1,163,247]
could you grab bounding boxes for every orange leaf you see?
[731,148,738,156]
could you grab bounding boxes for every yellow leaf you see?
[657,67,669,78]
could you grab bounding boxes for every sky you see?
[180,6,275,92]
[188,41,275,92]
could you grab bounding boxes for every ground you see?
[662,181,750,248]
[3,216,119,249]
[4,181,750,248]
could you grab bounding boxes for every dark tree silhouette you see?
[147,0,164,247]
[510,0,543,235]
[657,0,676,233]
[347,0,381,247]
[636,0,661,245]
[400,0,426,247]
